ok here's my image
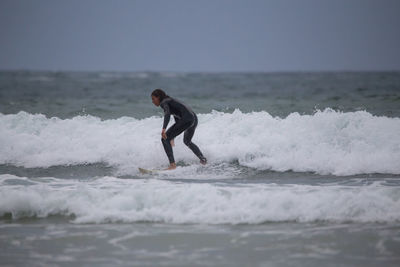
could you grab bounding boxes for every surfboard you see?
[138,167,159,174]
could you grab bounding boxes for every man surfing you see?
[151,89,207,170]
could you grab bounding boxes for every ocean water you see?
[1,71,400,266]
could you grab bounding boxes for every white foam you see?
[0,109,399,176]
[1,174,399,224]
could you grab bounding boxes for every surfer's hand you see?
[161,129,167,140]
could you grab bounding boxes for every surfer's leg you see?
[183,116,206,163]
[161,137,175,164]
[161,121,191,164]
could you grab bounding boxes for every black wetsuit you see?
[160,97,206,164]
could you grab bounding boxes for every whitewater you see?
[1,109,399,176]
[1,174,400,224]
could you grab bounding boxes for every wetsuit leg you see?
[161,120,192,164]
[183,116,206,161]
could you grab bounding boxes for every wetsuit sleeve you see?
[161,102,171,129]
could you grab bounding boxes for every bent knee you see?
[162,137,172,143]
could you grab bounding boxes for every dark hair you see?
[151,89,170,102]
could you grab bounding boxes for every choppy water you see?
[1,71,400,266]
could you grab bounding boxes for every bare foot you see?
[200,158,207,165]
[166,163,176,170]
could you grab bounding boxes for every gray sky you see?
[0,0,399,72]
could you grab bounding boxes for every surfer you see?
[151,89,207,170]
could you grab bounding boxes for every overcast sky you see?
[0,0,399,72]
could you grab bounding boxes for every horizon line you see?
[1,68,400,74]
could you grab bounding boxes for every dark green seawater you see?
[1,71,399,119]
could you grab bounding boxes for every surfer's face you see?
[152,95,160,106]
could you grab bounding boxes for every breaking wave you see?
[1,175,399,224]
[0,109,399,176]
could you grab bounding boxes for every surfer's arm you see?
[163,114,170,130]
[161,102,171,129]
